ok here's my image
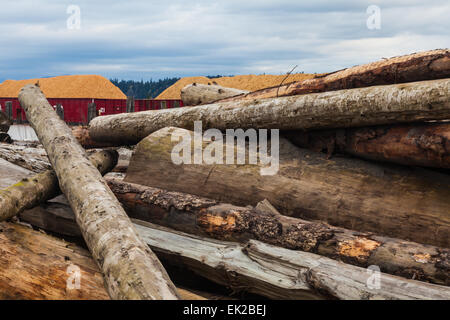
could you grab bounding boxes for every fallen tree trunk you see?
[0,143,50,172]
[132,221,450,300]
[24,180,449,286]
[181,83,249,106]
[0,222,212,300]
[0,150,118,222]
[283,121,450,168]
[215,49,450,103]
[88,78,450,145]
[125,127,450,248]
[72,126,116,149]
[18,84,179,300]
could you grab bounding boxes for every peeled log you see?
[0,143,50,172]
[125,127,450,248]
[181,83,249,106]
[18,84,179,300]
[283,121,450,168]
[0,150,118,222]
[89,79,450,145]
[216,49,450,103]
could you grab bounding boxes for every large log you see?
[14,207,450,300]
[18,84,179,300]
[88,79,450,146]
[181,83,249,106]
[125,127,450,248]
[283,121,450,168]
[215,49,450,103]
[72,126,116,149]
[25,179,448,285]
[0,221,213,300]
[0,150,118,222]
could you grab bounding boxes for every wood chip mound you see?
[0,75,126,99]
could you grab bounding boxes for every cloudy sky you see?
[0,0,448,81]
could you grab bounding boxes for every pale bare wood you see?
[181,83,249,106]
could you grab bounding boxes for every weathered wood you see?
[0,110,11,133]
[0,143,50,172]
[0,221,212,300]
[135,221,450,300]
[72,126,116,149]
[0,132,12,143]
[181,83,249,106]
[0,150,118,222]
[25,179,449,286]
[18,84,179,300]
[0,221,109,300]
[215,49,450,103]
[283,121,450,168]
[125,127,450,248]
[88,79,450,145]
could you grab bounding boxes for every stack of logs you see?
[0,49,449,300]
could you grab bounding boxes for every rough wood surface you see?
[125,127,450,248]
[0,221,109,300]
[0,221,211,300]
[72,126,116,149]
[215,49,450,103]
[283,121,450,168]
[18,84,179,300]
[0,150,117,222]
[135,221,450,300]
[0,143,50,172]
[25,179,449,286]
[181,83,249,106]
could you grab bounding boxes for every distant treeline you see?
[110,78,180,99]
[111,75,233,99]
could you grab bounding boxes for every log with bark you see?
[72,126,116,149]
[0,143,50,172]
[124,127,450,248]
[23,179,449,286]
[18,84,179,300]
[88,79,450,146]
[181,83,249,106]
[283,121,450,168]
[13,204,450,300]
[214,49,450,103]
[0,221,213,300]
[0,150,118,222]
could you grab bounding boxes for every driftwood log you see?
[24,178,448,286]
[0,150,117,222]
[181,83,249,106]
[124,127,450,248]
[215,49,450,103]
[88,79,450,145]
[18,84,179,300]
[0,143,50,172]
[0,221,213,300]
[283,121,450,168]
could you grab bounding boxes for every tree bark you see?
[18,84,179,300]
[88,79,450,146]
[25,179,449,286]
[134,221,450,300]
[72,126,116,149]
[125,127,450,248]
[283,121,450,168]
[181,83,249,106]
[0,150,118,222]
[215,49,450,103]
